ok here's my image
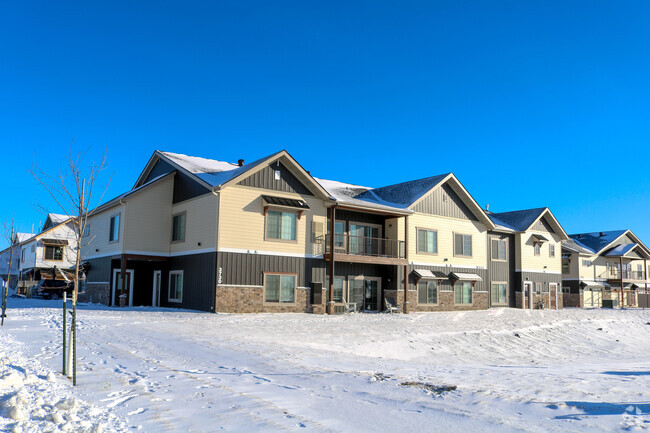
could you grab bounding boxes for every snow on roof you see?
[488,208,547,232]
[568,230,628,255]
[315,178,412,214]
[48,213,69,224]
[160,151,279,188]
[16,233,34,243]
[562,238,594,255]
[603,243,639,257]
[358,174,450,208]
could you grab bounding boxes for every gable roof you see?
[489,207,569,240]
[602,243,649,258]
[135,150,332,199]
[568,230,650,257]
[358,174,450,208]
[315,178,412,215]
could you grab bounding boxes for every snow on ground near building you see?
[1,299,650,432]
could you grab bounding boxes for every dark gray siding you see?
[86,256,112,282]
[331,209,386,228]
[412,183,478,221]
[238,162,313,196]
[164,252,217,312]
[532,216,556,234]
[217,252,325,287]
[562,279,581,294]
[401,264,488,292]
[517,271,562,292]
[487,232,516,307]
[142,158,210,204]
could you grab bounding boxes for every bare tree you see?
[30,146,110,385]
[1,219,18,326]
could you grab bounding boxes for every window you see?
[168,271,183,303]
[172,213,186,242]
[109,214,120,242]
[542,282,549,293]
[44,245,64,261]
[334,221,345,250]
[638,264,643,272]
[491,239,507,261]
[418,280,438,304]
[82,224,90,237]
[333,277,344,303]
[266,211,297,241]
[562,259,570,274]
[264,273,296,303]
[21,249,25,262]
[549,244,555,257]
[562,286,570,294]
[417,229,438,254]
[582,260,592,267]
[535,282,542,294]
[31,245,35,253]
[455,282,472,304]
[454,234,472,257]
[534,242,541,256]
[491,283,507,305]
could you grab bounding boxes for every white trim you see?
[152,270,162,307]
[168,270,184,303]
[83,251,119,260]
[218,247,322,259]
[84,248,219,261]
[111,269,134,307]
[516,269,562,275]
[409,261,487,270]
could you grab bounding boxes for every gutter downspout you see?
[211,187,221,313]
[119,197,128,306]
[620,256,624,308]
[403,215,409,314]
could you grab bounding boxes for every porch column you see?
[403,215,409,314]
[620,257,624,307]
[327,205,336,315]
[120,254,127,306]
[645,258,648,293]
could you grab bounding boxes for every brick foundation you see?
[516,291,564,309]
[80,283,110,305]
[215,286,325,314]
[388,289,490,312]
[563,293,582,308]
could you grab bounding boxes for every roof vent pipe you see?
[599,232,604,237]
[577,234,582,239]
[485,204,489,212]
[238,159,245,167]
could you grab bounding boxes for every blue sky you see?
[1,1,650,247]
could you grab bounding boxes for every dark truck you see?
[35,279,74,300]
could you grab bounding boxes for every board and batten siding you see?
[412,183,478,221]
[217,185,327,256]
[81,204,126,259]
[217,252,325,287]
[237,162,314,196]
[170,194,219,255]
[487,232,516,307]
[408,213,488,269]
[403,264,488,293]
[531,217,556,233]
[164,252,217,312]
[124,175,174,253]
[85,256,112,282]
[518,271,563,289]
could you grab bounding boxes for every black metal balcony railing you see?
[602,269,646,280]
[320,234,405,259]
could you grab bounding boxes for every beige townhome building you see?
[562,230,650,308]
[81,150,568,313]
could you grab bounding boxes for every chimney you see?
[599,232,604,237]
[238,159,245,167]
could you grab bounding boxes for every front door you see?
[523,282,533,309]
[152,270,162,307]
[112,269,134,306]
[549,283,557,309]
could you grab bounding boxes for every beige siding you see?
[81,204,126,259]
[170,193,219,254]
[408,213,488,268]
[217,185,328,256]
[519,231,562,273]
[124,176,174,253]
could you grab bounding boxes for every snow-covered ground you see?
[1,298,649,432]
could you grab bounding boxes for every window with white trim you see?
[455,281,472,304]
[491,239,507,261]
[418,280,438,304]
[534,242,541,256]
[491,283,507,305]
[264,273,296,303]
[168,271,183,303]
[582,260,592,267]
[172,212,186,242]
[549,244,555,257]
[535,282,542,294]
[109,214,120,242]
[454,234,472,257]
[82,224,90,237]
[417,229,438,254]
[266,211,297,241]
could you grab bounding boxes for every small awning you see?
[42,239,69,246]
[562,254,571,259]
[413,269,447,279]
[449,272,483,282]
[580,280,610,289]
[532,234,549,243]
[262,195,310,209]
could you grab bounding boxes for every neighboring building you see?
[488,208,569,310]
[18,214,77,282]
[0,232,32,289]
[81,149,572,313]
[562,230,650,308]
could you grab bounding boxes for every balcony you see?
[602,269,647,281]
[320,234,407,265]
